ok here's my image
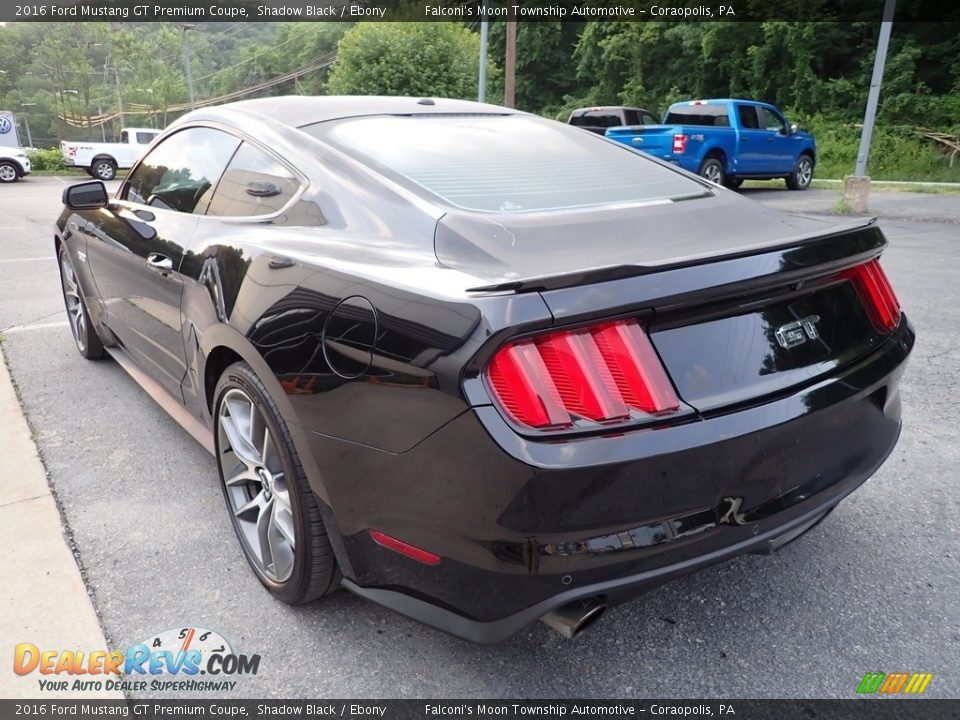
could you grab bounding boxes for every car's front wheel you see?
[91,158,117,181]
[786,154,814,190]
[0,161,20,183]
[58,246,105,360]
[214,362,340,604]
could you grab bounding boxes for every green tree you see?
[487,20,586,114]
[327,23,490,99]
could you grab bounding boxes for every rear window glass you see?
[569,111,621,129]
[305,115,705,213]
[665,105,730,127]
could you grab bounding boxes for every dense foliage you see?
[327,23,494,99]
[1,20,957,179]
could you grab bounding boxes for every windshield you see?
[304,115,706,213]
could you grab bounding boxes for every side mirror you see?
[789,123,799,135]
[63,181,109,210]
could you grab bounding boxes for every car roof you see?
[195,95,518,129]
[570,106,653,114]
[669,98,773,107]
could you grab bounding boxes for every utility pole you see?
[477,0,489,102]
[114,67,125,129]
[504,15,517,108]
[844,0,896,212]
[19,104,35,148]
[181,24,196,109]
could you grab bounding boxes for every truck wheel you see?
[699,158,725,186]
[0,161,20,183]
[786,155,814,190]
[92,158,117,181]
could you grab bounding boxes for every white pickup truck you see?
[61,127,160,181]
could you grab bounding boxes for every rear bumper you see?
[343,487,852,644]
[309,319,913,642]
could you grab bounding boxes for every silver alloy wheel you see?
[0,164,17,182]
[217,388,296,583]
[797,157,813,188]
[60,256,87,352]
[94,161,114,180]
[702,163,722,184]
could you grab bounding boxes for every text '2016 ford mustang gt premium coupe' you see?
[54,96,913,643]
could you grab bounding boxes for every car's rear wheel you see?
[58,246,105,360]
[214,362,340,604]
[92,158,117,181]
[0,162,20,183]
[724,176,743,189]
[699,157,725,186]
[786,154,814,190]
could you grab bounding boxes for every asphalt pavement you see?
[1,176,958,698]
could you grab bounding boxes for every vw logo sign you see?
[0,116,12,134]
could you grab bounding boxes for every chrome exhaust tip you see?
[540,596,607,639]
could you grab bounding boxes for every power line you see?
[58,53,336,127]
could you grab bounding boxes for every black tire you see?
[91,157,117,181]
[724,176,744,190]
[786,154,814,190]
[0,161,20,183]
[58,245,105,360]
[214,361,340,604]
[699,157,725,186]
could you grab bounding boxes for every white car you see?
[61,127,160,181]
[0,147,31,183]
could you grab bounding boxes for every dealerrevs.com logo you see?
[14,626,260,693]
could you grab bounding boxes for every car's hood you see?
[434,190,866,292]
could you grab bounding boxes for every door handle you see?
[741,137,749,142]
[147,253,173,272]
[767,137,775,143]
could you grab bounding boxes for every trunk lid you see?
[437,194,895,416]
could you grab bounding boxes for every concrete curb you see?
[0,348,122,699]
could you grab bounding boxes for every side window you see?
[737,105,760,129]
[206,142,300,218]
[624,110,640,126]
[641,112,659,126]
[760,107,786,133]
[120,130,129,143]
[123,127,240,215]
[136,132,157,145]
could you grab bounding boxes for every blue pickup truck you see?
[605,99,816,190]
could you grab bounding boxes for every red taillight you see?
[369,530,441,566]
[672,133,688,153]
[485,319,680,430]
[840,259,901,332]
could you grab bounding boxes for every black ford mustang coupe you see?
[55,96,913,642]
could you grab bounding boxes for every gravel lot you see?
[1,177,958,698]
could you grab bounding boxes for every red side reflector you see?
[486,319,680,430]
[839,259,901,332]
[369,530,441,566]
[672,134,688,153]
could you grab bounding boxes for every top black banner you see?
[2,0,959,23]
